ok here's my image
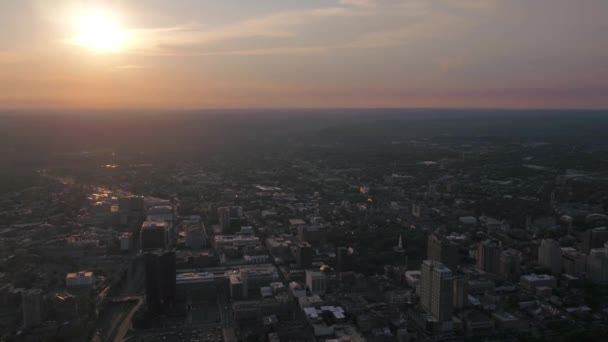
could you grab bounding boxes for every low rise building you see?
[66,271,95,287]
[520,274,557,292]
[175,272,216,302]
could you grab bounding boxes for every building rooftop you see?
[289,219,306,226]
[230,274,243,284]
[142,220,169,229]
[521,274,556,281]
[148,205,173,214]
[240,265,278,277]
[306,270,325,277]
[176,272,214,284]
[405,271,421,279]
[215,235,259,242]
[66,271,93,279]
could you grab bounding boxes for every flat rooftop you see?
[215,235,259,241]
[66,271,93,278]
[142,220,169,228]
[521,274,555,281]
[176,272,214,284]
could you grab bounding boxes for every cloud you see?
[445,0,499,11]
[338,0,377,7]
[63,0,496,57]
[201,46,327,56]
[135,46,327,57]
[125,0,436,56]
[128,5,365,56]
[345,9,464,49]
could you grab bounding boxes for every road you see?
[110,255,145,342]
[112,296,143,342]
[90,254,144,342]
[91,301,136,342]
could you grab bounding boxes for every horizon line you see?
[0,106,606,114]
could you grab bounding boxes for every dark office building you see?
[296,242,313,268]
[228,217,246,234]
[144,250,176,313]
[218,206,245,234]
[119,196,145,214]
[477,239,501,274]
[581,227,608,253]
[118,196,146,226]
[427,234,459,271]
[337,247,355,273]
[141,221,168,251]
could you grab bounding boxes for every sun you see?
[73,8,129,53]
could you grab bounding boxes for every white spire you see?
[398,234,403,249]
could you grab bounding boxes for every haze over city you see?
[2,1,608,342]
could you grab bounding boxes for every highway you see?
[90,255,145,342]
[112,296,143,342]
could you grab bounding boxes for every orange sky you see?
[1,0,607,109]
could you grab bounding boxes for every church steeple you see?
[393,234,405,254]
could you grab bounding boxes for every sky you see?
[0,0,607,110]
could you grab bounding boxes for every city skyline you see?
[2,2,608,340]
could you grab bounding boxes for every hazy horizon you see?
[4,3,608,341]
[1,107,607,115]
[2,0,608,109]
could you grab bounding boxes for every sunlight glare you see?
[73,8,129,53]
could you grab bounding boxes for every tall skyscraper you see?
[218,206,244,234]
[0,238,6,258]
[337,246,355,282]
[477,239,501,274]
[420,260,454,321]
[420,262,432,311]
[538,239,562,275]
[144,251,176,313]
[117,196,145,225]
[452,275,468,310]
[581,227,608,254]
[296,242,313,268]
[22,289,43,329]
[337,247,355,274]
[119,196,145,215]
[185,222,207,249]
[587,242,608,285]
[140,221,169,251]
[561,247,587,276]
[499,248,522,282]
[427,233,459,270]
[305,270,327,295]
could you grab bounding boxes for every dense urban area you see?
[1,110,608,341]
